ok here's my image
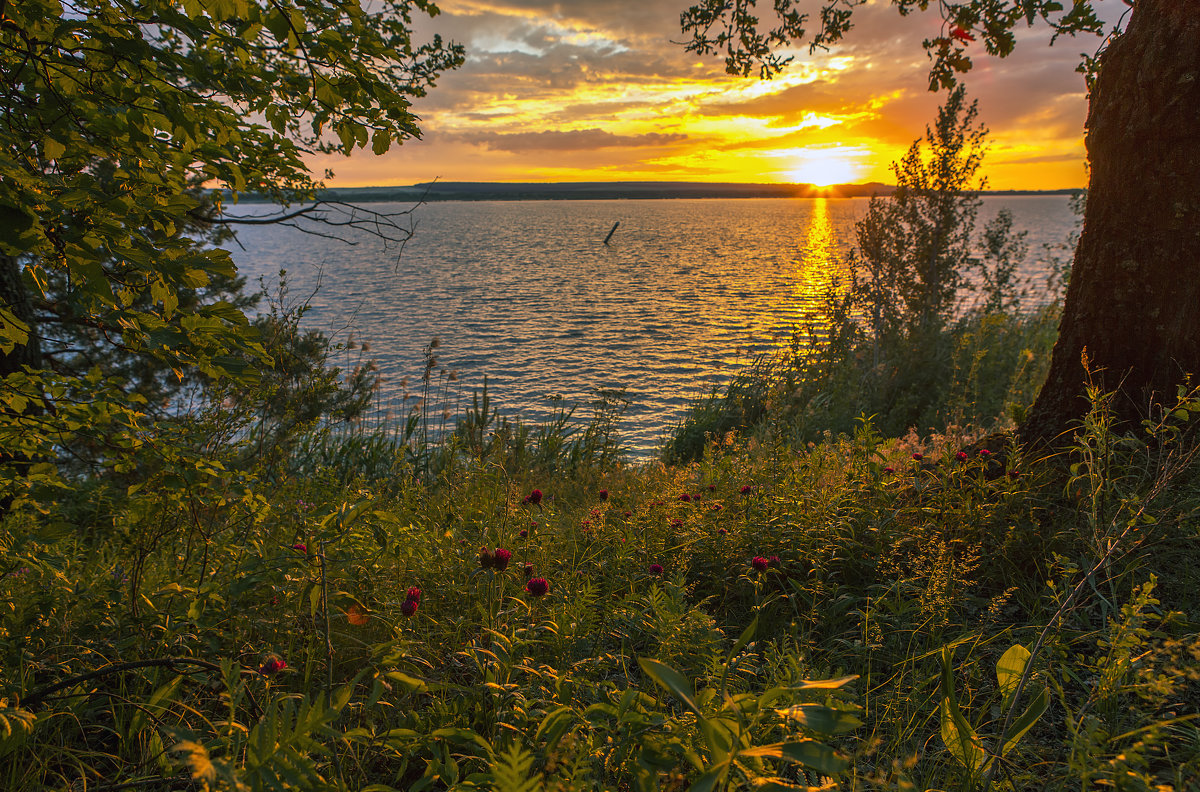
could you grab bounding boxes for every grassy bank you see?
[3,380,1198,791]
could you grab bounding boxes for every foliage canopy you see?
[0,0,464,503]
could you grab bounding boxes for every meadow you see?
[3,341,1199,791]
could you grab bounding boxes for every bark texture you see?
[1020,0,1200,445]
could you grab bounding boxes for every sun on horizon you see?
[783,147,866,187]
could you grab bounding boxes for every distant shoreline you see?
[236,181,1085,204]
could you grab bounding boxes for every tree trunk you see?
[1019,0,1200,445]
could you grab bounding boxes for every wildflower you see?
[400,598,418,617]
[492,547,512,571]
[648,563,664,575]
[751,556,769,572]
[717,528,727,536]
[259,657,287,676]
[768,555,780,567]
[979,448,991,457]
[710,503,722,511]
[956,451,969,461]
[670,518,683,529]
[347,605,369,627]
[950,25,975,43]
[519,529,528,538]
[479,546,494,568]
[292,543,307,553]
[523,489,543,506]
[708,484,716,491]
[406,586,421,603]
[912,453,923,461]
[599,489,609,501]
[526,577,549,597]
[692,493,702,501]
[739,485,753,495]
[882,466,895,474]
[678,493,691,502]
[523,563,534,579]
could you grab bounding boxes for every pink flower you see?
[882,466,895,474]
[648,563,663,575]
[751,556,769,572]
[406,587,421,603]
[492,548,512,571]
[912,453,923,461]
[259,657,287,675]
[768,555,780,567]
[400,599,418,617]
[950,25,975,43]
[678,493,691,502]
[526,577,549,597]
[292,543,307,553]
[979,449,991,457]
[739,485,753,495]
[599,489,609,501]
[523,489,543,506]
[956,451,969,461]
[670,518,683,529]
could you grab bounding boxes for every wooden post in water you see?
[603,221,620,245]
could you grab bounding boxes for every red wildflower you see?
[950,25,975,43]
[678,493,691,502]
[979,448,991,457]
[492,547,512,571]
[912,453,924,461]
[406,586,421,603]
[259,657,288,676]
[519,528,528,538]
[710,503,722,511]
[526,577,549,597]
[956,451,969,461]
[751,556,770,572]
[883,466,895,474]
[599,489,609,501]
[739,485,753,495]
[768,555,780,567]
[523,488,543,506]
[670,518,684,529]
[648,563,663,575]
[708,484,716,491]
[400,598,418,617]
[292,543,307,553]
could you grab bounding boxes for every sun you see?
[786,151,863,187]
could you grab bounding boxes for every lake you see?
[228,195,1079,456]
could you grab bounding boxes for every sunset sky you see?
[317,0,1127,190]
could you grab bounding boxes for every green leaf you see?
[638,657,703,718]
[996,643,1031,704]
[44,138,66,159]
[775,704,863,735]
[939,647,985,775]
[1002,686,1049,758]
[742,740,848,775]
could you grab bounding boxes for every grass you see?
[2,378,1198,791]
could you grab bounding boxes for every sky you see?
[316,0,1128,190]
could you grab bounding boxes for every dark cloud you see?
[457,128,689,152]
